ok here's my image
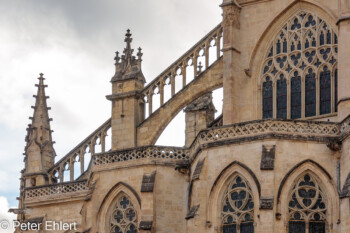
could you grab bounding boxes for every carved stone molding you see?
[185,204,200,220]
[261,145,276,170]
[260,197,274,210]
[222,3,241,29]
[141,171,156,192]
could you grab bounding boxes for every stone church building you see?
[10,0,350,232]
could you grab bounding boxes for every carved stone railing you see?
[93,146,189,166]
[141,24,223,117]
[25,180,88,200]
[48,119,111,184]
[189,119,341,161]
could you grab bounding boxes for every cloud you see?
[0,196,16,233]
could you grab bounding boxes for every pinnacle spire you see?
[111,29,145,83]
[25,73,56,162]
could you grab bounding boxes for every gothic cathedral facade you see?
[11,0,350,232]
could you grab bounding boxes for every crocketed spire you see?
[24,73,56,173]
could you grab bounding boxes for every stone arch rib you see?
[98,181,141,215]
[210,160,261,198]
[277,159,332,203]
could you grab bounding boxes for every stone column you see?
[184,93,216,147]
[221,0,243,125]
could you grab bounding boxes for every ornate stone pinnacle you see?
[137,47,143,60]
[124,29,133,59]
[114,51,120,63]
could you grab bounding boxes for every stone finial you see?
[111,29,145,83]
[137,47,143,61]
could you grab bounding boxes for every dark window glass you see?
[223,224,237,233]
[335,69,338,112]
[289,221,306,233]
[277,74,287,118]
[310,222,326,233]
[263,77,273,118]
[320,66,331,115]
[291,71,302,119]
[241,222,254,233]
[305,69,316,117]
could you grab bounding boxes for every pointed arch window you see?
[110,194,138,233]
[288,174,327,233]
[261,11,338,119]
[222,175,254,233]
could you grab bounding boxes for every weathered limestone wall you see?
[187,139,339,233]
[82,164,187,233]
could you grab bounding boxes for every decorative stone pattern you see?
[259,197,274,210]
[141,24,223,118]
[189,119,340,161]
[261,145,276,170]
[93,146,189,166]
[140,171,156,192]
[25,180,88,200]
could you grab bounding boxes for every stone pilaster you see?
[221,0,243,125]
[337,0,350,120]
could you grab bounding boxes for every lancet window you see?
[110,194,138,233]
[262,11,338,119]
[288,174,327,233]
[222,175,254,233]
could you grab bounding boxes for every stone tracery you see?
[110,194,138,233]
[221,175,254,233]
[262,10,338,119]
[288,173,327,233]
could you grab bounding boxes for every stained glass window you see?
[288,174,327,233]
[320,66,331,115]
[110,194,138,233]
[261,10,338,119]
[305,69,316,117]
[291,71,301,119]
[222,175,254,233]
[277,74,287,118]
[263,77,273,119]
[335,69,338,112]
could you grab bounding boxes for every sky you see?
[0,0,223,220]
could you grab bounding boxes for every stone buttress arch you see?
[137,57,223,146]
[206,161,261,232]
[97,182,141,233]
[276,160,339,233]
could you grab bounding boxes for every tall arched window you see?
[288,174,327,233]
[222,175,254,233]
[261,11,338,119]
[110,194,138,233]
